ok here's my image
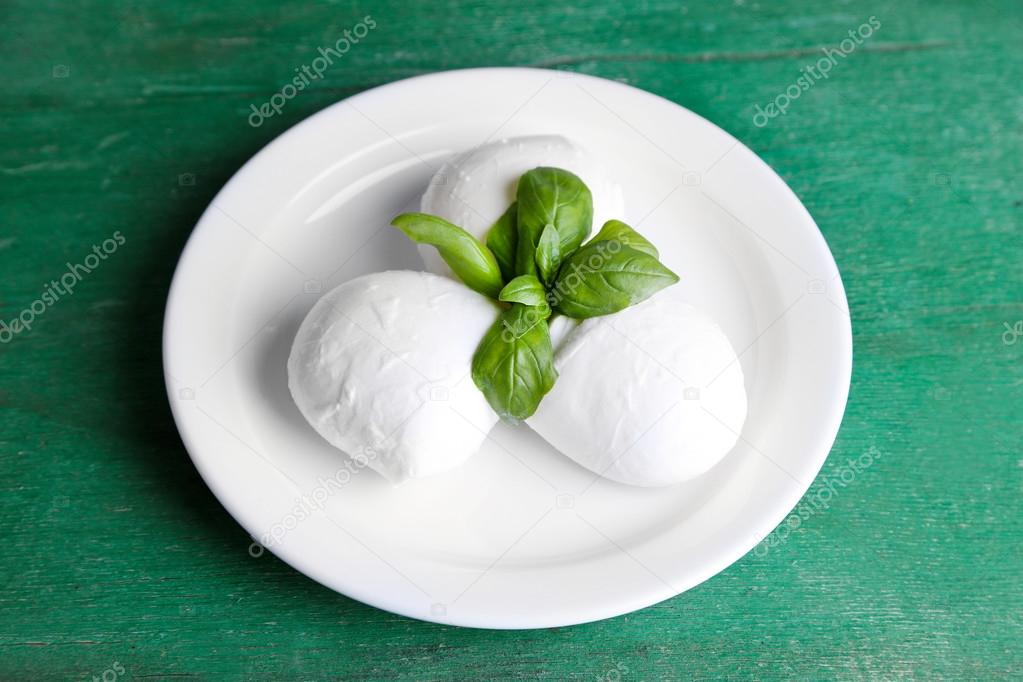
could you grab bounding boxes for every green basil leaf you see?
[551,242,679,319]
[590,219,659,258]
[471,304,557,421]
[498,274,550,314]
[391,212,504,299]
[515,167,593,277]
[534,222,562,285]
[486,201,518,283]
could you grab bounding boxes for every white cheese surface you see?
[287,270,500,483]
[528,289,748,487]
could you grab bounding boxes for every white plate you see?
[163,67,852,629]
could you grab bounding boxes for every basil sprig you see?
[515,167,592,280]
[590,219,659,258]
[391,213,504,299]
[471,304,557,422]
[534,223,562,286]
[498,274,550,311]
[486,201,518,283]
[391,165,678,420]
[549,241,678,319]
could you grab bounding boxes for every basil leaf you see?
[551,242,679,319]
[472,304,557,421]
[590,219,659,258]
[391,212,504,299]
[499,275,550,313]
[486,201,518,283]
[534,222,561,285]
[515,167,593,278]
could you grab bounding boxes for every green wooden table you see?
[2,0,1021,678]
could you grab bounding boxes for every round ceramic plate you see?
[163,67,852,629]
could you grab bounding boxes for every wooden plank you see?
[1,0,1020,678]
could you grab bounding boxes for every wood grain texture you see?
[1,0,1021,679]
